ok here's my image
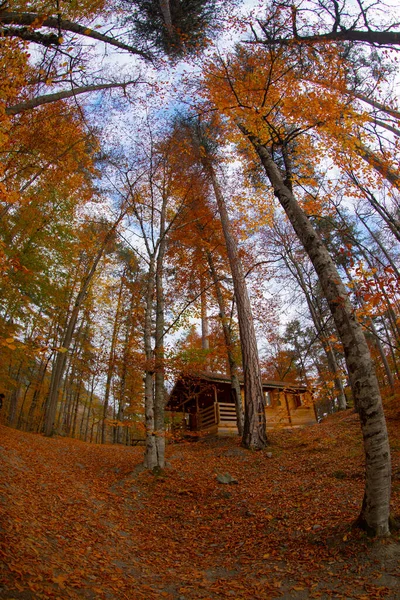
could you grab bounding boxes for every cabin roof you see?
[189,372,309,392]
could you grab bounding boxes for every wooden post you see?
[284,392,292,426]
[214,386,220,424]
[312,392,319,423]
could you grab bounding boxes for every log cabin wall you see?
[166,375,317,436]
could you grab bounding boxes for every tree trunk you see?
[343,260,397,393]
[71,382,83,438]
[206,249,244,435]
[158,0,173,35]
[16,381,31,429]
[153,212,167,470]
[115,292,135,444]
[43,215,123,436]
[7,362,22,427]
[26,355,50,431]
[249,133,391,535]
[284,249,347,410]
[370,320,396,391]
[0,11,151,59]
[202,157,266,449]
[101,274,124,443]
[83,375,96,442]
[143,256,157,469]
[200,275,210,351]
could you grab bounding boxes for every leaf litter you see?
[0,409,399,599]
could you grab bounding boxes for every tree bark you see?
[247,131,391,535]
[158,0,174,35]
[206,249,244,435]
[202,157,267,449]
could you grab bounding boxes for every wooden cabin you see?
[166,373,317,436]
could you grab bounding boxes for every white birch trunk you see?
[249,134,391,535]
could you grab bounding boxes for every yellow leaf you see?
[56,347,68,353]
[6,337,14,343]
[52,574,67,587]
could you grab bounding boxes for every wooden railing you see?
[198,402,237,431]
[198,403,217,430]
[218,402,237,425]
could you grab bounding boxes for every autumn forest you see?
[1,0,400,597]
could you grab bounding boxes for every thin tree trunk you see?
[16,382,31,429]
[83,375,96,442]
[357,213,400,279]
[6,81,144,116]
[200,275,210,351]
[26,355,50,431]
[153,212,167,470]
[7,362,22,427]
[102,274,125,443]
[71,382,83,438]
[348,175,400,241]
[283,248,347,410]
[115,294,135,444]
[355,141,400,190]
[370,320,396,391]
[144,256,157,469]
[44,214,124,436]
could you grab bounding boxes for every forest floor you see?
[0,410,399,600]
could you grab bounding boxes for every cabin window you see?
[264,391,272,406]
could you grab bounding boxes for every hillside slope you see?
[0,411,399,599]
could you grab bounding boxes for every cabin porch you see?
[166,373,317,437]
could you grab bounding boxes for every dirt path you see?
[0,412,399,599]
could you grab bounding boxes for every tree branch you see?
[0,11,151,59]
[1,25,59,46]
[6,80,143,115]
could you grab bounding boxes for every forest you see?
[0,0,399,596]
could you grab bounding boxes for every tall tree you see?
[180,118,267,449]
[204,45,392,535]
